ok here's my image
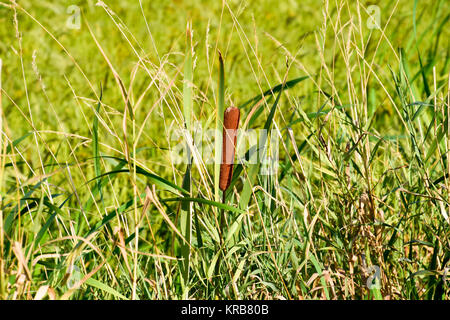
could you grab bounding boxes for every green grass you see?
[0,0,449,300]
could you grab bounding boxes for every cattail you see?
[219,106,240,192]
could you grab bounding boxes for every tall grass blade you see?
[180,22,194,298]
[214,52,225,203]
[239,80,285,210]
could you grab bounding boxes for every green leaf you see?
[92,86,103,205]
[238,76,309,111]
[85,278,128,300]
[88,166,188,196]
[309,254,330,300]
[239,79,286,210]
[5,132,33,154]
[214,51,225,202]
[161,197,245,215]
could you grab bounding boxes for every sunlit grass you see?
[0,0,449,300]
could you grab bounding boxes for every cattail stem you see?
[218,106,240,238]
[215,107,240,297]
[219,192,226,238]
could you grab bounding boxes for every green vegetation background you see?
[0,0,449,300]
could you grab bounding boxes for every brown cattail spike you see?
[219,107,240,192]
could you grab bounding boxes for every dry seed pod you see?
[219,107,240,191]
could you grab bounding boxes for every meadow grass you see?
[0,0,449,299]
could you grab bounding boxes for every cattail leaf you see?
[238,76,308,111]
[92,86,103,206]
[214,51,225,202]
[183,24,193,132]
[239,80,286,210]
[180,22,194,298]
